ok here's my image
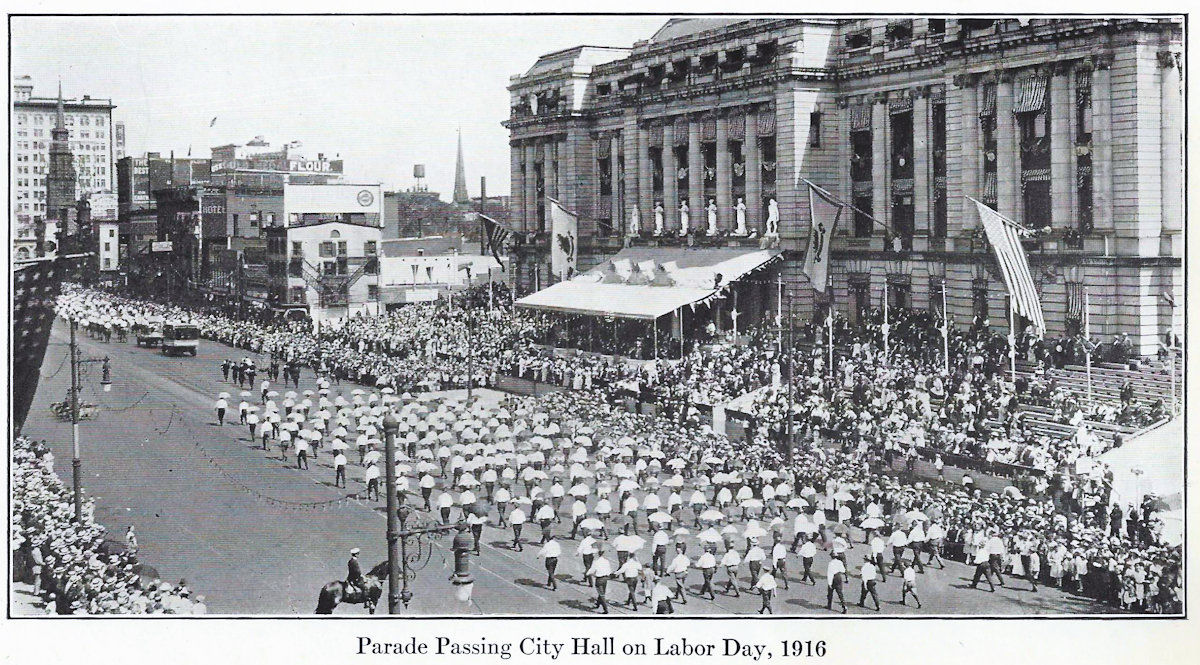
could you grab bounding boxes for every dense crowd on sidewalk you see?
[11,436,206,614]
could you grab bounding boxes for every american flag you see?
[479,213,511,271]
[11,256,66,435]
[971,198,1046,336]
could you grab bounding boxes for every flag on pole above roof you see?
[970,198,1046,336]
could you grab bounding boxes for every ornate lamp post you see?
[67,320,113,521]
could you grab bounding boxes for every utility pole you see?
[784,286,794,463]
[69,320,82,521]
[479,176,487,256]
[68,320,111,522]
[382,413,402,613]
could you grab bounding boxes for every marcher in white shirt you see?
[666,544,691,604]
[857,559,881,611]
[720,547,742,597]
[825,555,847,613]
[900,563,922,608]
[755,569,777,614]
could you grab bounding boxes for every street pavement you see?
[18,318,1117,615]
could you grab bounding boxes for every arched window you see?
[330,229,341,238]
[15,247,31,260]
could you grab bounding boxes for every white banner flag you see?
[804,183,844,292]
[548,197,578,280]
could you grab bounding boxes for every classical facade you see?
[505,18,1183,354]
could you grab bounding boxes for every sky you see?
[12,15,667,198]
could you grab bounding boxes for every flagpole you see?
[827,275,834,382]
[941,280,950,376]
[1084,288,1093,406]
[802,178,894,236]
[882,279,890,365]
[776,275,783,354]
[1008,297,1016,384]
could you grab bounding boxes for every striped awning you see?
[1013,75,1048,114]
[980,84,997,117]
[983,172,998,201]
[850,105,872,131]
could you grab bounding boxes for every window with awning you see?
[1012,75,1048,114]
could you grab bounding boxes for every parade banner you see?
[970,197,1046,335]
[803,183,843,292]
[548,197,578,280]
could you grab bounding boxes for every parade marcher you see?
[798,535,817,585]
[755,568,777,614]
[771,537,790,590]
[858,557,881,611]
[651,528,670,576]
[651,576,674,614]
[826,554,847,613]
[510,507,527,552]
[295,436,310,470]
[364,462,380,501]
[617,556,643,610]
[901,563,923,608]
[334,451,347,488]
[721,546,742,597]
[970,543,997,592]
[539,538,561,590]
[587,548,613,614]
[696,549,717,600]
[214,396,228,426]
[667,544,690,604]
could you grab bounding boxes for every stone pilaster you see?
[1159,51,1183,242]
[745,106,762,232]
[912,87,931,236]
[688,115,704,225]
[622,109,641,226]
[871,94,888,236]
[637,123,653,228]
[715,113,731,232]
[524,142,538,232]
[510,140,525,233]
[543,140,558,201]
[611,133,624,235]
[1091,56,1113,236]
[1050,63,1073,229]
[996,70,1019,220]
[662,120,678,231]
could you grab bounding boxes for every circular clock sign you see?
[357,190,375,207]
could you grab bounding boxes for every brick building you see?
[505,17,1183,355]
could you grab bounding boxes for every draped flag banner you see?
[548,197,578,279]
[479,213,510,271]
[804,183,844,292]
[971,197,1046,335]
[12,256,67,435]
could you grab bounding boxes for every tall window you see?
[890,110,914,248]
[851,128,873,238]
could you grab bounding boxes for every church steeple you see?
[46,79,76,221]
[54,80,66,130]
[452,128,469,205]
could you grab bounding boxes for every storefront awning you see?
[516,246,783,320]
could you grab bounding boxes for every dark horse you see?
[315,561,388,614]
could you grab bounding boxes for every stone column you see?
[662,121,678,232]
[511,140,525,233]
[744,107,762,231]
[715,113,732,232]
[1090,57,1113,235]
[543,140,558,201]
[688,116,704,225]
[995,70,1019,220]
[611,133,623,235]
[1160,51,1183,239]
[1050,63,1073,229]
[871,95,888,237]
[637,123,653,226]
[912,88,931,236]
[524,141,538,233]
[956,75,979,228]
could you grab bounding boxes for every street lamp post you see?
[68,319,112,522]
[382,411,403,613]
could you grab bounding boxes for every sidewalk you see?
[9,581,51,616]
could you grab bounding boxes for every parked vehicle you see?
[133,318,164,348]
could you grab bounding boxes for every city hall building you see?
[505,18,1182,355]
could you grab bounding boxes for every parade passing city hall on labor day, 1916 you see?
[9,14,1184,618]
